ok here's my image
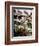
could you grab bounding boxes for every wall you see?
[0,0,39,46]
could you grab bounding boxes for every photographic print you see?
[5,2,38,45]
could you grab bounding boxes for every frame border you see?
[5,1,38,45]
